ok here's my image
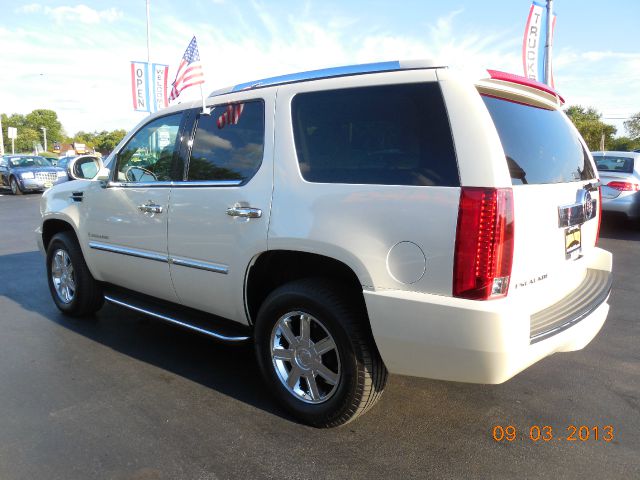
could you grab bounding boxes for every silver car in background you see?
[592,151,640,221]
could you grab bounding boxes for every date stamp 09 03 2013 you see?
[492,425,615,443]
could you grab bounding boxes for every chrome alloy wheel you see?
[270,311,341,404]
[51,249,76,304]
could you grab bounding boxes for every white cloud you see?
[18,4,123,24]
[553,49,640,134]
[15,4,42,14]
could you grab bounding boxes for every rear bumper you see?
[601,190,640,219]
[365,247,612,384]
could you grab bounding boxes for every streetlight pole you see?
[0,116,4,156]
[41,126,47,153]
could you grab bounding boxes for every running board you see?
[103,287,251,343]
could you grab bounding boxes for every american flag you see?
[169,36,205,102]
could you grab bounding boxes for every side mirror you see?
[67,156,105,180]
[96,167,111,182]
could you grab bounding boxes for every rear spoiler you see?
[477,70,565,108]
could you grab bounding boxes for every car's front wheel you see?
[254,278,387,427]
[46,232,104,317]
[10,177,23,195]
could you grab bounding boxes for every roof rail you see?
[208,59,441,98]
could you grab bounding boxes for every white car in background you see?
[37,60,612,427]
[592,151,640,222]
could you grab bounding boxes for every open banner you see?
[131,61,151,112]
[131,61,169,113]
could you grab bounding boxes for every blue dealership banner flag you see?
[522,1,556,87]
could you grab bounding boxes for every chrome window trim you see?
[107,180,242,188]
[88,241,168,263]
[104,295,249,342]
[170,257,229,274]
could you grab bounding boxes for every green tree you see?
[2,113,30,153]
[624,112,640,140]
[609,136,640,152]
[74,130,97,149]
[94,129,127,154]
[564,105,617,151]
[25,109,64,146]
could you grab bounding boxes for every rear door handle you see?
[138,203,163,214]
[226,206,262,218]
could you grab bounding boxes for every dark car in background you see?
[0,155,68,195]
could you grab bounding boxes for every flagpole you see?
[544,0,553,86]
[199,84,207,114]
[146,0,151,64]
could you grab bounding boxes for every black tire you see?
[254,278,387,428]
[46,231,104,317]
[10,176,23,195]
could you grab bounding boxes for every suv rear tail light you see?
[453,187,514,300]
[606,181,640,192]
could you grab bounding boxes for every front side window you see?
[187,100,265,182]
[115,113,184,183]
[291,83,459,186]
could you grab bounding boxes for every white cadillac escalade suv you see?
[38,60,612,427]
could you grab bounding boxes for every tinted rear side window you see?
[482,95,595,185]
[291,83,459,186]
[594,156,634,174]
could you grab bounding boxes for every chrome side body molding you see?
[88,241,228,274]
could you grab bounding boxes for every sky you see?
[1,0,639,138]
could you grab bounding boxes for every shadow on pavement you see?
[0,250,289,422]
[599,215,640,241]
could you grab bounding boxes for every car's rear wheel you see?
[10,177,23,195]
[46,232,104,317]
[254,278,387,427]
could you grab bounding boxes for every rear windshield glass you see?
[291,83,459,186]
[594,156,634,174]
[482,95,595,185]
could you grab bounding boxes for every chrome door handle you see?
[138,203,163,214]
[226,206,262,218]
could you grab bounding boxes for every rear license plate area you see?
[565,225,581,259]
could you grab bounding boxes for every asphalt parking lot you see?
[0,192,638,480]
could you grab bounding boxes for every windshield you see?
[594,156,634,174]
[482,95,595,185]
[9,156,51,168]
